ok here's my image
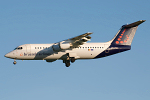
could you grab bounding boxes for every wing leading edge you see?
[52,32,93,52]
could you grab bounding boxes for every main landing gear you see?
[65,60,70,67]
[13,59,17,65]
[63,57,75,67]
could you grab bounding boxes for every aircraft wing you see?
[66,32,93,46]
[52,32,93,51]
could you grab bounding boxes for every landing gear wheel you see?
[65,60,70,67]
[13,61,17,65]
[71,57,75,63]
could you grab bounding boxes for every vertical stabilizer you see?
[111,20,145,45]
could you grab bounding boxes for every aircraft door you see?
[26,44,31,53]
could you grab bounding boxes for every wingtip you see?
[140,20,146,22]
[86,32,93,35]
[142,20,146,22]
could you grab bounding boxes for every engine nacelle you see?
[52,42,71,51]
[81,37,90,42]
[52,44,61,51]
[60,43,70,49]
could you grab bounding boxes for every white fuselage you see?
[7,42,111,60]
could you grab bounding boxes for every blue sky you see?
[1,0,150,100]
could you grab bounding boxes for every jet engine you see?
[52,44,61,51]
[60,42,70,49]
[52,42,71,51]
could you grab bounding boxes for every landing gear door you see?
[26,44,31,53]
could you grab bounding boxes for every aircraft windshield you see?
[14,47,23,50]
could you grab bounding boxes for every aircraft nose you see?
[5,53,11,58]
[5,52,14,58]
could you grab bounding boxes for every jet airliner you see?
[5,20,145,67]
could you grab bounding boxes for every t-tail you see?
[111,20,146,45]
[95,20,146,58]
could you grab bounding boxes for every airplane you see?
[5,20,145,67]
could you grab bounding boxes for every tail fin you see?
[111,20,146,45]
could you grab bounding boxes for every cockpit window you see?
[14,47,23,50]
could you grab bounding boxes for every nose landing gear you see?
[13,59,17,65]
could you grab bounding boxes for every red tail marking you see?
[116,41,119,44]
[118,38,121,41]
[120,41,123,44]
[122,29,126,34]
[126,35,129,38]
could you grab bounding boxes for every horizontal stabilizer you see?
[123,20,146,28]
